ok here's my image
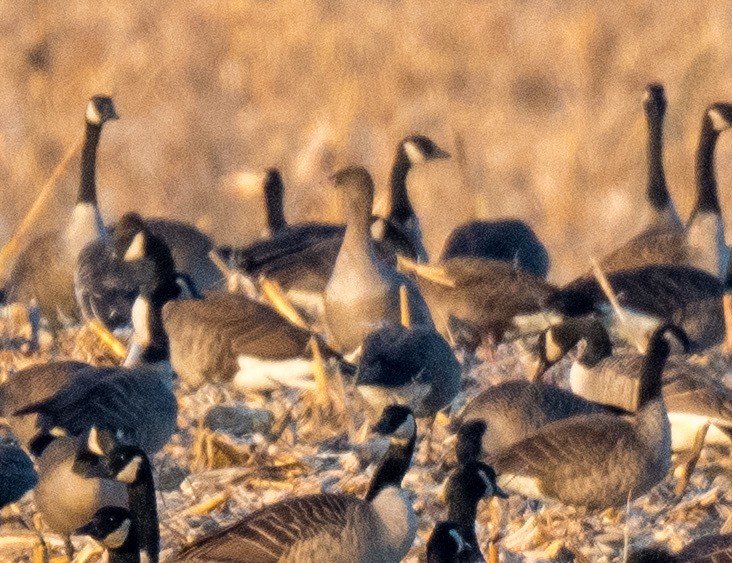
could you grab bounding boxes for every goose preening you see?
[75,506,141,563]
[598,102,732,278]
[427,522,470,563]
[75,212,217,329]
[537,317,732,452]
[398,256,591,354]
[440,219,550,278]
[4,95,117,327]
[178,405,418,562]
[488,325,674,508]
[324,166,433,355]
[356,323,460,419]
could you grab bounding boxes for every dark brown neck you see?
[388,147,415,222]
[264,172,287,234]
[646,109,669,212]
[693,116,721,215]
[79,121,102,205]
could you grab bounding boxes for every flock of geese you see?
[1,83,732,562]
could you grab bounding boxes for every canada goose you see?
[84,429,159,563]
[598,102,732,278]
[398,256,592,354]
[4,95,117,327]
[356,323,460,419]
[163,291,352,392]
[488,325,674,508]
[629,533,732,562]
[75,212,215,329]
[558,263,728,353]
[0,439,37,508]
[324,166,433,355]
[178,404,418,562]
[537,317,732,452]
[440,219,550,278]
[427,522,469,563]
[456,376,613,459]
[442,461,507,563]
[75,506,141,563]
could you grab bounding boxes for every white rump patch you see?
[233,355,314,392]
[497,474,544,500]
[667,412,732,451]
[123,232,146,262]
[511,311,562,337]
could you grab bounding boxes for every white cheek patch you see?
[403,141,426,164]
[123,232,146,262]
[709,108,732,132]
[87,427,105,456]
[545,330,564,362]
[116,456,142,484]
[104,518,131,549]
[85,101,103,125]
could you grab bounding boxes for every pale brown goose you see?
[4,96,117,327]
[324,166,433,355]
[488,325,674,508]
[537,317,732,452]
[178,405,418,563]
[598,102,732,278]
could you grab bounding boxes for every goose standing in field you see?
[598,84,681,274]
[427,522,470,563]
[597,101,732,278]
[220,136,445,310]
[398,256,592,355]
[536,317,732,452]
[4,95,117,327]
[75,506,142,563]
[11,219,178,535]
[178,405,418,563]
[324,166,434,355]
[488,325,675,508]
[355,323,460,419]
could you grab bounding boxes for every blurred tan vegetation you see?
[1,0,732,282]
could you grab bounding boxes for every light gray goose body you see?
[598,101,732,279]
[324,167,433,355]
[540,317,732,452]
[489,326,674,508]
[178,405,418,563]
[5,96,117,327]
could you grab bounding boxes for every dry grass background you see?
[1,0,732,282]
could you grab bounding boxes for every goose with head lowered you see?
[487,325,675,508]
[598,101,732,278]
[537,317,732,453]
[178,405,418,562]
[324,166,433,356]
[10,218,178,535]
[4,95,117,328]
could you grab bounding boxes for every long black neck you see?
[446,481,478,547]
[693,116,721,215]
[109,528,141,563]
[365,433,416,502]
[264,171,287,235]
[388,147,415,223]
[127,455,159,563]
[646,106,669,212]
[79,121,102,205]
[638,332,670,408]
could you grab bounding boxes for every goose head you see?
[85,96,119,127]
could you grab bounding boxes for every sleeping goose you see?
[488,325,675,508]
[75,506,142,563]
[178,405,418,562]
[398,256,592,354]
[537,317,732,452]
[4,95,117,327]
[597,102,732,278]
[324,166,433,356]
